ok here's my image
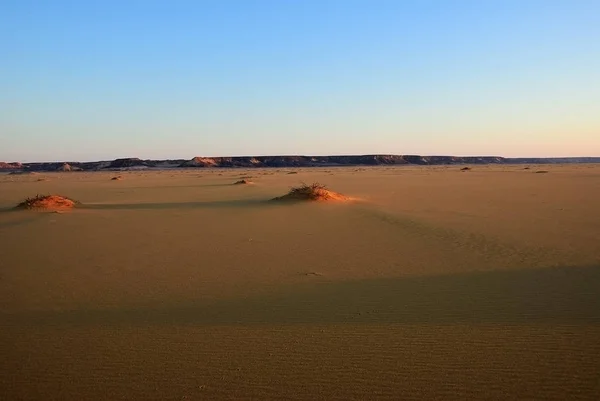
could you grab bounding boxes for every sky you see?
[1,0,599,162]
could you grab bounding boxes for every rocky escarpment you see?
[16,158,186,172]
[107,158,149,169]
[178,155,506,168]
[505,157,600,164]
[3,155,598,172]
[0,162,23,170]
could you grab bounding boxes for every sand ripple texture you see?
[1,166,599,400]
[2,325,600,400]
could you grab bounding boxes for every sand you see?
[1,164,599,400]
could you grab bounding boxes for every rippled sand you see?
[1,164,599,400]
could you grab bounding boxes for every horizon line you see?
[4,154,600,164]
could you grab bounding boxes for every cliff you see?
[2,155,599,172]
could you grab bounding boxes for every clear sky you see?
[1,0,599,162]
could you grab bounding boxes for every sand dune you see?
[1,165,599,400]
[272,182,349,202]
[16,194,78,211]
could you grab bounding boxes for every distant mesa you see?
[3,155,600,172]
[181,157,219,167]
[0,162,23,170]
[176,155,599,168]
[57,163,82,172]
[108,158,149,169]
[16,194,78,211]
[272,183,349,202]
[58,163,72,172]
[177,155,531,168]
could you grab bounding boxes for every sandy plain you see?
[1,164,599,400]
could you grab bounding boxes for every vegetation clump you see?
[16,194,78,210]
[273,182,348,202]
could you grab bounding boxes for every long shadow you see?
[0,207,54,228]
[125,183,235,190]
[80,198,271,210]
[5,265,600,327]
[2,197,358,214]
[355,204,561,264]
[0,213,50,228]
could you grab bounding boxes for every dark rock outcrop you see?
[5,155,599,172]
[107,158,148,169]
[57,163,80,172]
[506,157,600,164]
[0,162,23,170]
[177,155,507,168]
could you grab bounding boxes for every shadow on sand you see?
[0,213,50,228]
[0,206,59,228]
[126,183,236,190]
[80,198,270,210]
[5,264,600,327]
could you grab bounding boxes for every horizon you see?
[2,1,599,161]
[5,152,600,165]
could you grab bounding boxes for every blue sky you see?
[1,0,599,162]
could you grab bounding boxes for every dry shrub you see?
[234,179,253,185]
[273,182,348,202]
[16,194,79,210]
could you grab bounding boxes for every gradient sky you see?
[1,0,599,162]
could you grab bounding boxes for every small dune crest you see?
[233,179,253,185]
[272,182,349,202]
[16,194,78,211]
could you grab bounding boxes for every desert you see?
[5,0,600,398]
[1,163,599,400]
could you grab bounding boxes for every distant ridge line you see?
[2,155,600,171]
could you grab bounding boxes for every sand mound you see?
[233,179,253,185]
[272,183,348,202]
[111,176,123,181]
[535,170,549,174]
[16,195,78,210]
